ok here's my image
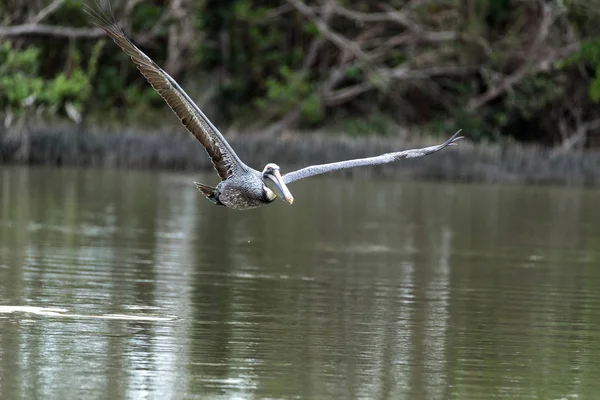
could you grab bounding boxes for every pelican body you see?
[197,164,292,210]
[85,1,463,211]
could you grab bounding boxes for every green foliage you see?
[564,38,600,102]
[42,70,90,105]
[197,0,319,123]
[126,85,161,107]
[590,69,600,103]
[0,41,98,118]
[130,3,164,32]
[0,42,44,105]
[301,93,321,123]
[503,75,565,121]
[1,0,598,145]
[0,42,40,75]
[254,66,322,122]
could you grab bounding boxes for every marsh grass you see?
[2,124,600,186]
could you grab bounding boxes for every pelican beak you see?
[268,170,294,205]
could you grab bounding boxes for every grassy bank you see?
[2,123,600,187]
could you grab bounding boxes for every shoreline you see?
[2,126,600,187]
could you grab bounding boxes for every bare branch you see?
[331,3,461,46]
[467,4,566,111]
[264,0,336,135]
[164,0,195,77]
[124,0,146,15]
[324,82,372,106]
[302,0,335,69]
[286,0,374,69]
[0,24,104,38]
[324,65,475,106]
[552,117,600,156]
[386,65,476,80]
[30,0,65,24]
[263,107,303,136]
[129,10,172,46]
[379,3,422,33]
[259,4,295,23]
[330,5,397,24]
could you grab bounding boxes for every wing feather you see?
[84,0,246,180]
[283,130,463,184]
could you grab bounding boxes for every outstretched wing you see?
[283,130,463,184]
[84,0,247,180]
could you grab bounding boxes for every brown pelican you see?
[84,1,463,211]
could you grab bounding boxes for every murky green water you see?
[1,166,600,399]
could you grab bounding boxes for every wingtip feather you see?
[446,129,464,146]
[82,0,121,34]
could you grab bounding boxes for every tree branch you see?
[164,0,195,77]
[30,0,65,24]
[324,64,474,106]
[467,4,565,111]
[552,117,600,156]
[286,0,374,69]
[0,24,105,38]
[264,0,336,135]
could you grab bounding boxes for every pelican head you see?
[262,163,294,205]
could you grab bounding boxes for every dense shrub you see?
[1,0,600,146]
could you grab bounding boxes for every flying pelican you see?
[84,1,463,211]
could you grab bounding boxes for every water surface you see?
[1,166,600,399]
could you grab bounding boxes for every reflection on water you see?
[1,165,600,399]
[0,306,175,321]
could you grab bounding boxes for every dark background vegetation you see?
[2,0,600,150]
